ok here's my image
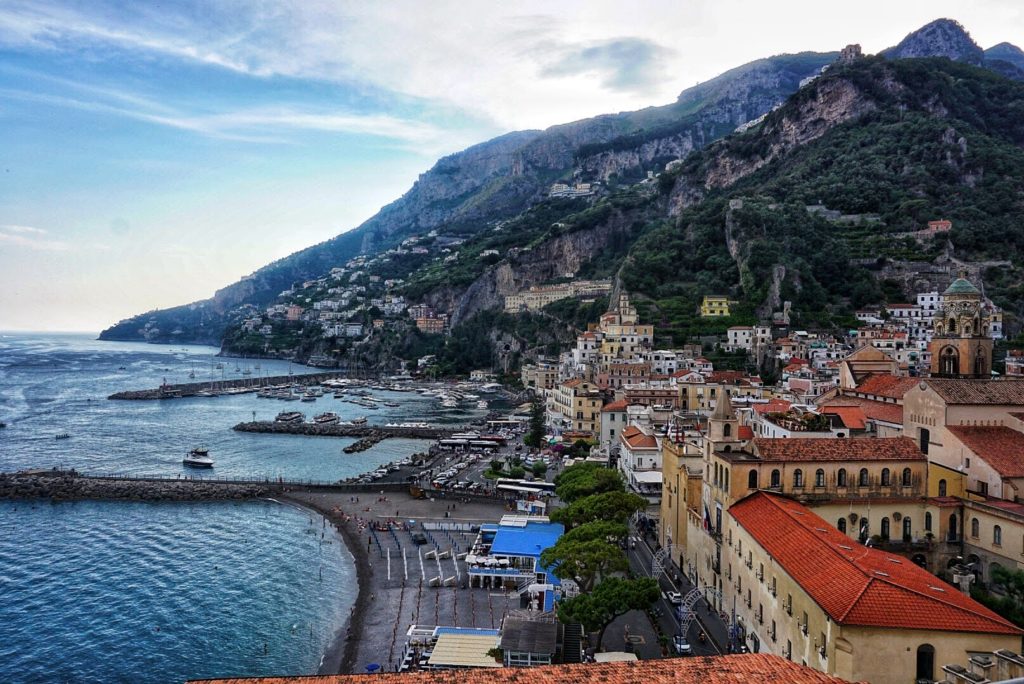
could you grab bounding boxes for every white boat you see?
[275,411,305,423]
[349,416,368,425]
[314,412,341,425]
[476,400,488,409]
[183,447,214,468]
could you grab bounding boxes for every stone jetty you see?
[0,471,272,502]
[107,371,349,400]
[232,420,453,440]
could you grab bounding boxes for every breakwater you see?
[0,471,272,501]
[232,420,454,440]
[107,371,349,400]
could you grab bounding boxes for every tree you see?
[531,461,548,477]
[554,463,624,503]
[508,466,526,479]
[550,491,648,530]
[557,577,660,645]
[539,521,630,591]
[490,458,504,472]
[524,398,545,448]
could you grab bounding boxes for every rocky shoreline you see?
[0,472,272,502]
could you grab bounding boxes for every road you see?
[626,532,732,657]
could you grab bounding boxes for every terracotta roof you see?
[621,425,658,449]
[705,371,744,384]
[601,399,628,413]
[819,405,867,430]
[730,492,1022,635]
[1011,412,1024,422]
[751,437,924,463]
[562,379,583,388]
[822,397,903,425]
[753,399,792,415]
[187,654,858,684]
[926,379,1024,405]
[853,375,918,400]
[738,425,754,440]
[948,426,1024,478]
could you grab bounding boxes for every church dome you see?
[943,275,981,296]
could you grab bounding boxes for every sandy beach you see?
[283,489,513,675]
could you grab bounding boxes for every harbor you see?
[231,420,458,441]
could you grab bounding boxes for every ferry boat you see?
[183,447,214,468]
[314,412,341,425]
[275,411,305,423]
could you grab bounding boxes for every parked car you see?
[411,533,428,545]
[666,591,683,605]
[673,635,692,656]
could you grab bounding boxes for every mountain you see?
[884,18,985,65]
[986,42,1024,70]
[99,52,836,343]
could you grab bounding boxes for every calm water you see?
[0,333,489,683]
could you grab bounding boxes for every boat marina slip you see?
[0,333,511,683]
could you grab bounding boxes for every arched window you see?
[903,517,912,541]
[837,468,847,487]
[963,322,973,336]
[938,479,947,497]
[925,512,933,532]
[994,525,1003,546]
[948,513,958,542]
[971,518,980,538]
[770,469,780,488]
[815,469,825,487]
[793,469,804,488]
[881,517,890,539]
[881,468,891,486]
[723,423,732,437]
[940,347,959,376]
[917,644,935,682]
[858,468,869,487]
[725,470,730,490]
[947,317,956,331]
[838,518,847,534]
[748,469,758,489]
[902,468,912,487]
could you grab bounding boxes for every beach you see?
[284,489,514,674]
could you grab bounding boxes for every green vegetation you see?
[524,400,545,448]
[540,524,630,592]
[557,576,660,644]
[553,462,625,502]
[972,565,1024,627]
[550,490,648,531]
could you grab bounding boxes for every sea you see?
[0,332,490,684]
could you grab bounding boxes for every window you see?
[938,479,947,497]
[748,470,758,489]
[838,518,847,534]
[793,469,804,488]
[995,525,1003,546]
[881,517,890,539]
[971,518,980,538]
[858,468,869,487]
[902,468,912,487]
[903,517,912,541]
[919,427,930,455]
[815,469,825,487]
[925,512,932,532]
[917,644,935,682]
[723,423,732,437]
[837,468,847,487]
[770,469,781,488]
[881,468,891,486]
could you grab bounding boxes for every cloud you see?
[0,225,70,250]
[541,38,677,94]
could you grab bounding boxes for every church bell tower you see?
[928,271,993,378]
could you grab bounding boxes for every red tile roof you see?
[819,405,867,430]
[738,425,754,440]
[853,375,918,400]
[601,399,628,413]
[730,492,1022,635]
[948,426,1024,478]
[706,371,744,384]
[751,437,924,463]
[621,425,658,449]
[821,397,903,425]
[752,399,792,415]
[926,379,1024,405]
[188,654,858,684]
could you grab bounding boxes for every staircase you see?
[561,623,584,663]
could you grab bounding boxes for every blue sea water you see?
[0,333,488,683]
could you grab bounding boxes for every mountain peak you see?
[885,18,984,65]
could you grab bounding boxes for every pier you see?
[231,420,455,441]
[107,371,351,400]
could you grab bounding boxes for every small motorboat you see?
[55,433,71,440]
[183,447,214,468]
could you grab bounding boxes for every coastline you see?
[281,493,372,675]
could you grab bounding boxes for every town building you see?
[929,272,994,378]
[617,425,663,500]
[548,379,602,435]
[700,295,732,317]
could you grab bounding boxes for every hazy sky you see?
[1,1,1022,332]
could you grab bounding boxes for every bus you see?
[495,478,556,494]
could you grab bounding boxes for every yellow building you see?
[725,492,1021,684]
[963,498,1024,587]
[659,437,703,561]
[548,379,602,435]
[701,295,732,317]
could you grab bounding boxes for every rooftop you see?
[490,521,563,558]
[853,375,918,400]
[187,654,862,684]
[820,397,903,425]
[601,399,629,412]
[730,492,1022,635]
[751,437,924,463]
[819,405,867,430]
[948,426,1024,478]
[497,618,558,655]
[925,379,1024,405]
[944,276,981,296]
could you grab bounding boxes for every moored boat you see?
[183,447,214,468]
[314,412,341,425]
[275,411,305,423]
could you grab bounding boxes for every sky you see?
[0,1,1022,332]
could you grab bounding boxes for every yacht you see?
[275,411,305,423]
[349,416,368,425]
[183,447,214,468]
[314,412,341,425]
[476,400,488,409]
